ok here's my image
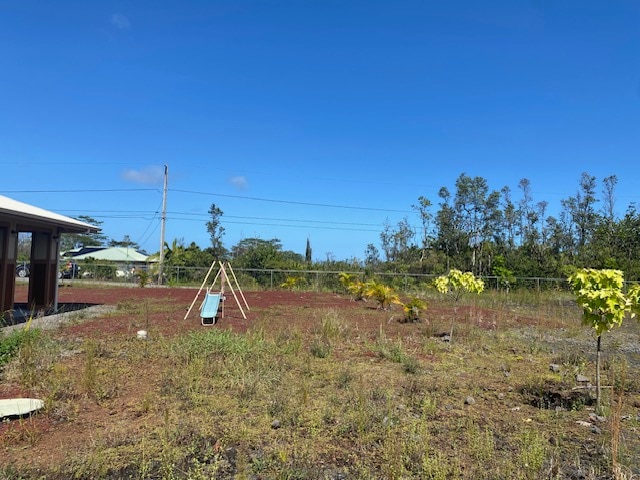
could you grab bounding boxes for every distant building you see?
[63,246,149,263]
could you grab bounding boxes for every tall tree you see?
[601,175,618,222]
[435,186,463,270]
[571,172,599,251]
[206,203,227,260]
[379,217,416,269]
[500,186,518,248]
[518,178,539,246]
[305,237,312,264]
[412,196,434,266]
[452,173,501,274]
[109,235,140,249]
[60,215,107,252]
[364,243,381,269]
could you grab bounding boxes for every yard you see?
[1,283,639,479]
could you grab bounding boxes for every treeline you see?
[369,172,640,281]
[57,171,640,285]
[144,172,640,284]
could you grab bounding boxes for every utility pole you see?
[158,164,168,285]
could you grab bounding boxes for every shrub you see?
[364,281,401,310]
[401,297,427,322]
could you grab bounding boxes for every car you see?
[16,262,30,278]
[58,261,80,279]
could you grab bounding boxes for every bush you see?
[401,297,427,323]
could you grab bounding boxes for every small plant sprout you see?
[363,280,401,310]
[567,269,640,412]
[434,269,484,342]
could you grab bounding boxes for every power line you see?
[170,188,412,213]
[55,209,391,227]
[217,220,380,232]
[167,212,385,227]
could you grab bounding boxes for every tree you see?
[305,237,312,264]
[232,238,304,271]
[412,196,434,267]
[109,235,139,249]
[17,233,31,261]
[562,173,599,258]
[435,186,462,270]
[452,174,502,275]
[379,217,416,269]
[206,204,227,260]
[364,243,381,270]
[500,186,518,248]
[601,175,618,222]
[60,216,107,252]
[434,269,484,343]
[567,269,640,411]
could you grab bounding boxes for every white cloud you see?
[229,176,248,190]
[110,13,131,30]
[121,166,164,185]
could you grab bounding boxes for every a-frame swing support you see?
[184,261,249,325]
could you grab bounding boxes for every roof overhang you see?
[0,195,100,234]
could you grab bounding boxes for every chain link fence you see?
[155,266,571,292]
[37,262,578,291]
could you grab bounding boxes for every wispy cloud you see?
[121,166,164,185]
[229,176,248,190]
[110,13,131,30]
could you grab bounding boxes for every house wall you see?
[0,223,17,319]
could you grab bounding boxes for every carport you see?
[0,195,99,319]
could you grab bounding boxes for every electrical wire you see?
[170,188,412,213]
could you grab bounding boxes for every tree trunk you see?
[596,334,602,413]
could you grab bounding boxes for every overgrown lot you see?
[1,286,639,479]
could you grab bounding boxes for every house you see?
[0,194,99,317]
[65,246,149,264]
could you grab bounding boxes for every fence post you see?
[270,270,273,289]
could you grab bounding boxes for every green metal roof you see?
[72,247,148,262]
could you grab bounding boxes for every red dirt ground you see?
[2,284,547,472]
[11,283,541,340]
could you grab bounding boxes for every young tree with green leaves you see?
[434,269,484,343]
[567,269,640,412]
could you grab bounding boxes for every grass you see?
[1,290,640,479]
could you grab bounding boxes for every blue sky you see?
[1,1,639,261]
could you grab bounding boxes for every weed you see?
[517,429,547,476]
[402,354,421,374]
[310,337,331,358]
[374,333,406,363]
[318,309,345,340]
[335,366,354,389]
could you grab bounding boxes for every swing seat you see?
[200,293,222,325]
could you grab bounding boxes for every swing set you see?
[184,261,249,325]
